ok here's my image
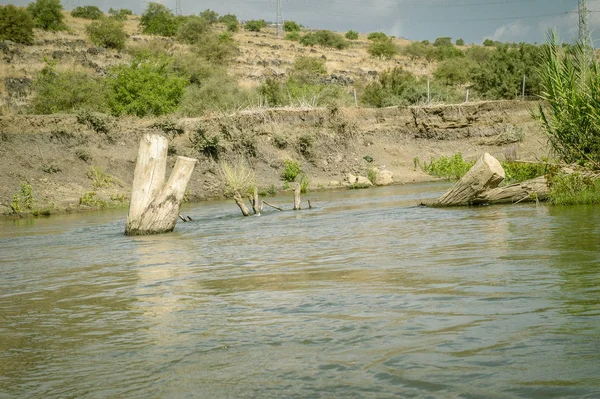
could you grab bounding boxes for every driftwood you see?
[249,186,263,215]
[263,201,283,211]
[233,190,250,216]
[293,183,301,210]
[125,134,196,236]
[423,153,550,207]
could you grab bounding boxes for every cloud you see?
[489,20,532,42]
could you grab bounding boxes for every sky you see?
[5,0,600,45]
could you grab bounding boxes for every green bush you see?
[108,8,132,21]
[140,2,179,37]
[300,30,348,50]
[536,32,600,168]
[402,41,436,62]
[0,5,35,45]
[483,38,498,47]
[456,38,465,46]
[192,125,221,159]
[30,62,109,114]
[193,32,238,64]
[199,9,219,24]
[501,162,549,185]
[289,56,326,83]
[71,5,103,20]
[176,16,209,44]
[245,19,267,32]
[345,30,358,40]
[107,58,187,117]
[284,20,300,32]
[282,160,300,182]
[423,153,474,180]
[434,58,474,86]
[86,18,126,50]
[549,173,600,205]
[285,31,300,41]
[368,37,397,59]
[368,32,387,41]
[219,13,239,32]
[27,0,66,31]
[434,37,453,47]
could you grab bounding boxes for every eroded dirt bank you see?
[0,101,549,216]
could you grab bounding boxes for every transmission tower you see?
[276,0,284,38]
[579,0,589,46]
[175,0,182,16]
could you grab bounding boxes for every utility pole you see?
[276,0,284,38]
[579,0,589,46]
[175,0,182,16]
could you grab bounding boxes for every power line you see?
[579,0,589,45]
[276,0,284,37]
[175,0,182,16]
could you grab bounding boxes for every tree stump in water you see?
[125,134,197,236]
[293,183,301,210]
[425,153,505,207]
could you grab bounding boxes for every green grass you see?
[282,160,300,182]
[549,173,600,205]
[423,153,474,180]
[501,162,552,185]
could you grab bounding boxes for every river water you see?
[1,183,599,398]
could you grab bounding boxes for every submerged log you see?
[263,201,283,211]
[125,134,196,235]
[249,186,262,215]
[426,153,505,207]
[233,190,250,216]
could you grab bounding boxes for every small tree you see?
[27,0,67,31]
[245,19,267,32]
[86,17,127,50]
[289,56,326,83]
[199,9,219,24]
[284,20,300,32]
[71,5,103,20]
[345,30,358,40]
[300,30,348,50]
[0,5,35,45]
[433,37,453,47]
[368,37,398,59]
[193,32,238,64]
[368,32,387,41]
[176,16,209,44]
[219,14,239,32]
[108,8,132,21]
[140,2,179,37]
[434,58,473,85]
[456,38,465,46]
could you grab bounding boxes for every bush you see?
[108,8,132,21]
[193,32,238,64]
[536,32,600,168]
[71,5,103,20]
[107,58,187,117]
[219,13,239,32]
[549,173,600,205]
[245,19,267,32]
[289,56,326,83]
[0,5,35,45]
[402,41,436,62]
[30,62,109,114]
[483,38,497,47]
[434,58,474,85]
[86,18,126,50]
[193,125,222,159]
[199,9,219,24]
[434,37,452,47]
[300,30,348,50]
[456,38,465,46]
[285,31,300,41]
[368,32,387,41]
[284,20,300,32]
[502,161,549,185]
[176,16,209,44]
[423,153,474,180]
[282,160,300,182]
[27,0,66,31]
[368,37,397,59]
[345,30,358,40]
[140,2,179,37]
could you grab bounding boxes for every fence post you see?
[522,74,526,101]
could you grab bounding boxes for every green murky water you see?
[1,183,599,398]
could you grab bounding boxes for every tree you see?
[219,14,239,32]
[108,8,132,21]
[245,19,267,32]
[284,20,300,32]
[0,5,35,45]
[71,5,103,20]
[434,58,473,85]
[86,17,126,50]
[27,0,67,31]
[433,37,453,47]
[199,9,219,24]
[456,38,465,46]
[299,30,349,50]
[368,37,398,59]
[289,56,326,84]
[368,32,387,41]
[176,16,209,44]
[345,30,358,40]
[140,2,179,37]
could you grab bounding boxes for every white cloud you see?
[489,20,532,42]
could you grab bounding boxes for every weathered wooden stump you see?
[125,134,197,236]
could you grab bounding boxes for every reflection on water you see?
[1,184,599,398]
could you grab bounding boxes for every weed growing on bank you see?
[549,173,600,205]
[423,153,474,180]
[282,160,301,182]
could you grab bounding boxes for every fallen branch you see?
[263,201,283,211]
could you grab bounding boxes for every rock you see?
[375,170,394,186]
[346,173,357,183]
[356,176,373,186]
[328,180,340,186]
[0,205,11,215]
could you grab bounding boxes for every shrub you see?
[536,32,600,168]
[192,125,222,159]
[299,173,309,193]
[282,160,300,182]
[368,37,397,59]
[483,38,497,47]
[297,134,314,156]
[456,38,465,46]
[423,153,474,180]
[433,37,453,47]
[284,20,300,32]
[27,0,66,31]
[434,58,474,86]
[71,5,103,20]
[549,173,600,205]
[368,32,387,41]
[289,56,326,83]
[0,5,35,45]
[108,8,132,21]
[199,9,219,24]
[300,30,349,49]
[219,158,256,195]
[140,2,179,37]
[245,19,267,32]
[176,16,209,44]
[219,13,239,32]
[76,109,113,133]
[501,161,549,184]
[345,30,358,40]
[193,32,238,64]
[285,31,300,41]
[86,18,126,50]
[30,62,109,114]
[107,58,187,117]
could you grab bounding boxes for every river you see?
[1,183,599,398]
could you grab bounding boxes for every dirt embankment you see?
[0,100,549,216]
